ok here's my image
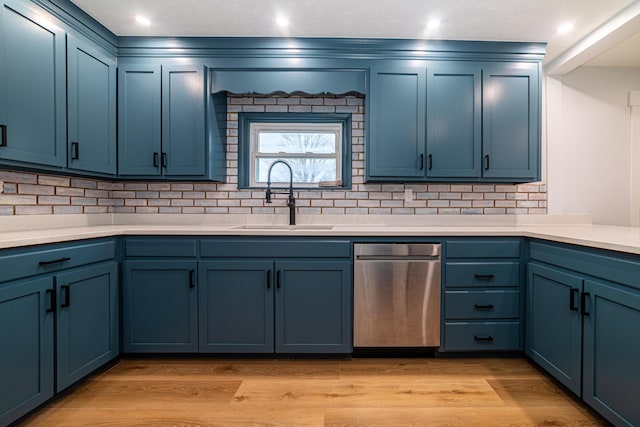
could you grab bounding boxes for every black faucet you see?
[265,160,296,225]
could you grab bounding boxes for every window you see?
[238,113,351,189]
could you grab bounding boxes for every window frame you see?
[238,112,352,189]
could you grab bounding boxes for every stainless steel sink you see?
[230,224,334,230]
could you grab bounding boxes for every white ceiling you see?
[71,0,640,69]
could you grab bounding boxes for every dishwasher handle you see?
[355,255,440,261]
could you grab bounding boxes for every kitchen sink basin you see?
[230,224,334,230]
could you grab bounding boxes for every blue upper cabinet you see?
[367,63,427,180]
[482,62,540,181]
[0,0,66,168]
[117,64,162,176]
[118,63,208,178]
[67,35,117,175]
[162,65,206,177]
[426,63,482,178]
[367,60,541,183]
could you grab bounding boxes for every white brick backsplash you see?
[0,94,546,217]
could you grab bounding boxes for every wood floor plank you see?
[487,378,582,407]
[50,379,241,410]
[231,378,505,408]
[324,406,608,427]
[104,357,341,380]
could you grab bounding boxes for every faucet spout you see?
[265,160,296,225]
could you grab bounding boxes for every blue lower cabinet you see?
[583,279,640,427]
[0,277,54,426]
[199,259,352,354]
[275,261,352,354]
[526,263,583,395]
[122,260,198,352]
[198,261,274,353]
[55,262,119,392]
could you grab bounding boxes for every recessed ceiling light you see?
[427,19,441,31]
[557,22,574,34]
[276,16,289,28]
[135,15,151,26]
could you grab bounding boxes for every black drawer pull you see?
[474,304,494,310]
[474,335,494,342]
[419,154,425,170]
[61,285,70,308]
[474,274,495,280]
[484,154,490,170]
[46,289,56,313]
[39,257,71,266]
[0,124,7,147]
[276,271,281,289]
[581,292,590,316]
[428,154,433,170]
[153,152,159,167]
[189,270,195,289]
[569,288,580,311]
[71,142,79,160]
[267,270,271,289]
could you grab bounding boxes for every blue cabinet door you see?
[0,0,66,167]
[198,261,274,353]
[162,65,206,177]
[122,260,198,352]
[526,263,583,395]
[67,35,116,175]
[117,64,162,176]
[368,64,426,179]
[275,260,352,353]
[55,262,118,392]
[482,62,540,180]
[583,279,640,426]
[0,276,54,426]
[426,63,481,178]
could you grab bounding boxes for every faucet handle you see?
[265,188,272,203]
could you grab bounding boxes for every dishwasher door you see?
[354,243,441,347]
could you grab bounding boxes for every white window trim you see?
[249,122,343,188]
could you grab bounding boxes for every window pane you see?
[256,158,337,184]
[258,132,336,154]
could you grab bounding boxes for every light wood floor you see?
[18,357,607,426]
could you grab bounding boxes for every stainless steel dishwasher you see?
[354,243,441,348]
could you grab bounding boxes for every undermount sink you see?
[231,224,334,230]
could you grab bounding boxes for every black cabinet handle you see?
[61,285,70,308]
[153,152,159,167]
[474,335,494,342]
[276,270,281,289]
[0,124,6,147]
[267,270,271,289]
[428,154,433,170]
[419,154,424,170]
[484,155,490,170]
[570,288,580,311]
[581,292,590,316]
[161,152,167,168]
[474,274,495,280]
[189,270,195,289]
[39,257,71,266]
[474,304,494,310]
[71,142,79,160]
[46,289,56,313]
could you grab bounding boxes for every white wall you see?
[546,67,640,226]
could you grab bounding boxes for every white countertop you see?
[2,214,640,255]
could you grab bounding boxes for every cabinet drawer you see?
[446,239,521,259]
[446,262,520,288]
[124,238,197,258]
[445,290,520,320]
[444,322,520,351]
[200,239,351,258]
[0,240,116,284]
